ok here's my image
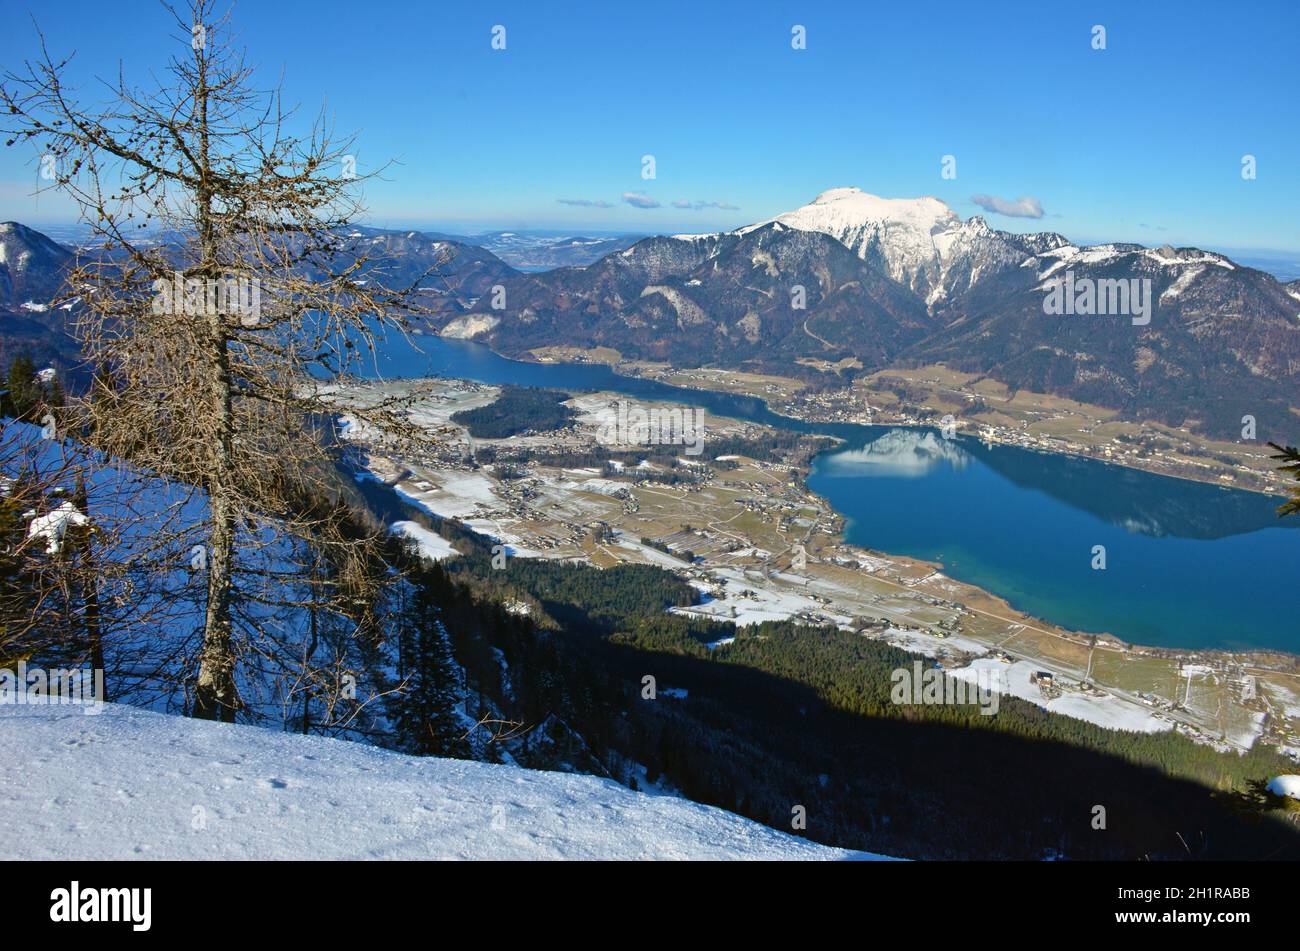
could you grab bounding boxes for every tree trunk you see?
[192,291,239,721]
[301,552,320,734]
[73,476,106,700]
[193,485,237,721]
[190,42,238,723]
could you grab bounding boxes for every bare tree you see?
[1,0,441,722]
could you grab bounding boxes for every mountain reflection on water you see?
[815,428,1293,542]
[815,429,971,477]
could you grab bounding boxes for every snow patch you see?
[1268,775,1300,800]
[389,521,459,562]
[26,500,88,555]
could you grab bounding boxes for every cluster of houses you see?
[1029,669,1063,699]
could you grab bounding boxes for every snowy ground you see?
[390,521,460,562]
[881,625,997,659]
[0,704,889,861]
[948,657,1171,735]
[1262,680,1300,721]
[396,470,499,520]
[392,477,546,559]
[671,566,834,627]
[1268,775,1300,799]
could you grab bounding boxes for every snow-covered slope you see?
[0,220,72,305]
[0,704,889,860]
[389,520,461,561]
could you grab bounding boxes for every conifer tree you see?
[395,576,469,759]
[6,355,37,419]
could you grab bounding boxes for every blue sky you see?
[2,0,1298,254]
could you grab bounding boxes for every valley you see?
[336,376,1300,762]
[439,187,1300,454]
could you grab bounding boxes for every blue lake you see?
[363,331,1300,653]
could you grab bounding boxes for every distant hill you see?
[468,231,645,270]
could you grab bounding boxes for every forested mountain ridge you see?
[0,221,516,387]
[421,529,1300,861]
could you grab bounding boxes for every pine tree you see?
[44,372,66,415]
[0,467,84,666]
[6,355,37,420]
[394,576,469,759]
[0,485,38,664]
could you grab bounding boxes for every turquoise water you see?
[365,332,1300,652]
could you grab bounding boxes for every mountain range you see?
[459,230,645,270]
[434,188,1300,442]
[3,189,1298,441]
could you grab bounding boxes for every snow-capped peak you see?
[737,188,1003,301]
[744,187,960,242]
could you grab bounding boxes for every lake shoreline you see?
[397,333,1300,664]
[588,355,1290,501]
[425,332,1290,500]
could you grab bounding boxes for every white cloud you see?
[969,194,1044,219]
[557,198,613,208]
[622,191,660,209]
